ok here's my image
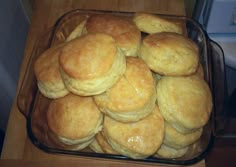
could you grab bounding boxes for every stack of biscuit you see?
[136,13,212,158]
[33,12,213,159]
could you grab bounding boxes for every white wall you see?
[0,0,29,131]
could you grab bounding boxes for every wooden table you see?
[0,0,205,166]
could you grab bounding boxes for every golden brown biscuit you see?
[139,32,199,76]
[89,138,104,153]
[34,44,69,99]
[94,57,156,122]
[96,130,118,154]
[194,63,204,78]
[66,14,89,41]
[90,130,118,154]
[48,129,95,151]
[59,33,126,96]
[84,14,141,56]
[163,122,203,149]
[156,144,188,159]
[47,93,103,150]
[133,13,183,34]
[103,106,164,159]
[156,76,212,133]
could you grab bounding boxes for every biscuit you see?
[94,57,156,122]
[59,33,126,96]
[66,14,89,41]
[163,122,203,149]
[47,94,103,150]
[139,32,199,76]
[156,144,188,159]
[96,130,118,154]
[156,76,212,133]
[89,138,104,153]
[34,44,69,99]
[133,13,183,34]
[194,63,204,78]
[84,14,141,56]
[103,106,164,159]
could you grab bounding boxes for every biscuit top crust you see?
[95,57,155,112]
[85,14,141,53]
[140,32,199,75]
[34,44,64,83]
[109,57,155,111]
[59,33,117,79]
[104,106,164,155]
[47,94,102,139]
[157,76,212,129]
[133,13,183,34]
[143,32,198,55]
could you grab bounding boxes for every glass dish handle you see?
[17,29,54,117]
[209,39,228,137]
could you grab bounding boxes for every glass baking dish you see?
[17,9,226,165]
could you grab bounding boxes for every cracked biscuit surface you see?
[94,57,156,122]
